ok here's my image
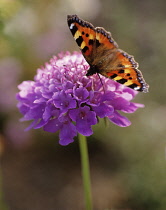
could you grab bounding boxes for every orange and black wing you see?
[67,14,96,64]
[95,26,118,50]
[104,50,149,92]
[93,27,149,92]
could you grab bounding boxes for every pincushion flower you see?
[16,51,144,145]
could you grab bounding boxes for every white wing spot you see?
[134,86,140,90]
[70,23,75,30]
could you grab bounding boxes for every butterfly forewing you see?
[95,27,118,50]
[67,15,96,63]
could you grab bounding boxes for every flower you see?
[16,52,144,145]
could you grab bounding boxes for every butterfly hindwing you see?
[106,68,145,91]
[67,15,149,93]
[100,49,148,91]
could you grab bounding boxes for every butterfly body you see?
[67,15,149,92]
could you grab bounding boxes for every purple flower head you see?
[16,52,144,146]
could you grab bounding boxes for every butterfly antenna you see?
[97,73,106,93]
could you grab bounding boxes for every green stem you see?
[78,133,93,210]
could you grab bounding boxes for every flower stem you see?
[78,133,93,210]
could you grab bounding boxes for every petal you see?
[69,106,97,136]
[76,120,93,136]
[123,87,138,98]
[92,103,114,118]
[63,81,74,90]
[43,118,62,133]
[34,98,46,103]
[24,104,45,120]
[100,91,115,102]
[74,87,89,101]
[25,119,39,131]
[59,122,77,145]
[42,105,52,121]
[110,97,130,110]
[69,109,79,121]
[53,91,76,112]
[88,91,101,106]
[34,119,48,129]
[122,102,144,113]
[17,103,29,115]
[58,112,70,122]
[86,110,97,125]
[108,111,131,127]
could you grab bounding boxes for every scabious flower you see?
[16,52,144,145]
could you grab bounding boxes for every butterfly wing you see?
[102,50,148,92]
[67,15,118,72]
[92,27,149,92]
[67,15,96,64]
[95,27,118,50]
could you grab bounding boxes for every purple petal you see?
[108,111,131,127]
[24,119,39,131]
[59,122,77,145]
[58,112,71,122]
[63,81,74,90]
[123,87,138,98]
[100,91,115,102]
[23,104,45,120]
[34,97,46,103]
[76,120,93,136]
[92,103,114,118]
[73,87,89,102]
[69,106,97,136]
[122,102,144,113]
[42,104,60,121]
[34,119,48,129]
[88,91,101,106]
[53,91,76,113]
[42,105,52,121]
[69,106,97,125]
[44,118,62,132]
[86,109,97,126]
[17,103,30,115]
[110,97,129,111]
[69,108,79,122]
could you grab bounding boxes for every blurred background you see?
[0,0,166,209]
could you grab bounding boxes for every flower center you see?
[80,111,86,119]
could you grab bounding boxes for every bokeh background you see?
[0,0,166,209]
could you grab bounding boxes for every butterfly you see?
[67,15,149,93]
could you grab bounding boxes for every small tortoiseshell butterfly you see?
[67,15,149,93]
